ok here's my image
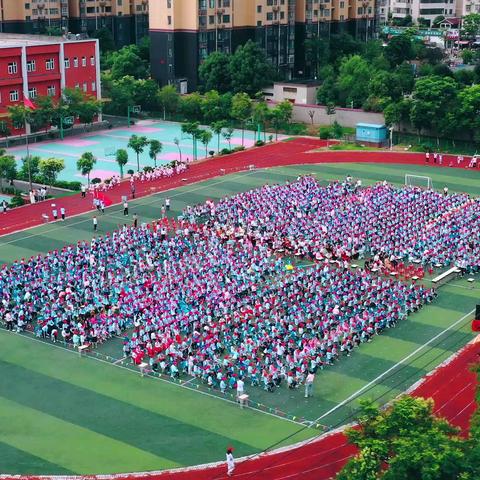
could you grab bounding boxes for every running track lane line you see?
[0,170,258,247]
[312,308,476,425]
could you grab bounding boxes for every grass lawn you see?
[0,162,478,475]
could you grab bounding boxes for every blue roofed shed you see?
[356,123,387,145]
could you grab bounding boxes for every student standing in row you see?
[123,200,129,216]
[93,216,98,231]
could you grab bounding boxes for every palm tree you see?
[173,137,182,163]
[222,127,234,151]
[127,134,149,172]
[115,149,128,178]
[181,121,200,161]
[76,151,96,186]
[211,120,227,153]
[199,129,213,158]
[148,140,163,168]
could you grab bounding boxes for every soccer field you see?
[0,162,479,475]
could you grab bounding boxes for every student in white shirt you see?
[226,448,235,477]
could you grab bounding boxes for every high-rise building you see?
[150,0,377,92]
[68,0,149,47]
[456,0,480,16]
[389,0,457,26]
[0,0,70,34]
[0,0,148,47]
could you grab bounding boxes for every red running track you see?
[1,138,478,479]
[0,137,475,237]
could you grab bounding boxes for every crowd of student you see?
[188,177,480,271]
[4,175,477,393]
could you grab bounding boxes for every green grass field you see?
[0,162,479,475]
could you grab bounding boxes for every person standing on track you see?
[81,184,87,198]
[165,197,170,211]
[93,216,98,231]
[123,200,129,216]
[60,207,66,221]
[226,447,235,477]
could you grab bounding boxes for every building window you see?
[223,14,230,22]
[25,2,30,8]
[46,58,55,70]
[26,60,36,72]
[8,62,18,75]
[83,82,87,92]
[267,12,273,20]
[90,56,95,66]
[340,1,345,7]
[47,85,56,96]
[117,0,122,5]
[92,82,96,91]
[28,87,37,99]
[73,57,78,67]
[209,15,214,24]
[167,15,172,25]
[82,56,87,67]
[9,90,19,102]
[75,83,80,89]
[257,5,262,12]
[167,0,171,7]
[65,58,70,68]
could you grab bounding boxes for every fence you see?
[393,132,480,156]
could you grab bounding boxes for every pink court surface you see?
[1,137,478,479]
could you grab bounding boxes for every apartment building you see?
[389,0,457,26]
[0,0,148,46]
[150,0,377,92]
[456,0,480,16]
[68,0,149,46]
[0,0,69,34]
[0,33,101,136]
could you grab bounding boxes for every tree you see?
[304,38,330,78]
[199,129,213,158]
[231,92,253,146]
[39,158,65,187]
[385,34,415,67]
[180,92,204,121]
[457,84,480,142]
[337,55,374,108]
[269,101,293,141]
[102,74,136,115]
[30,96,54,132]
[76,152,97,186]
[410,75,458,136]
[110,45,148,80]
[157,85,180,120]
[92,28,115,53]
[0,153,17,191]
[222,127,234,151]
[77,98,102,129]
[115,149,129,178]
[229,40,275,95]
[137,36,151,62]
[328,33,363,66]
[462,13,480,39]
[199,51,233,93]
[19,155,41,180]
[337,396,470,480]
[173,137,182,163]
[127,134,149,172]
[133,79,160,111]
[148,140,163,168]
[201,90,231,124]
[211,120,227,153]
[252,101,270,141]
[181,121,201,161]
[8,104,30,130]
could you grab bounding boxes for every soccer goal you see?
[405,174,433,190]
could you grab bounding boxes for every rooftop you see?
[0,32,92,48]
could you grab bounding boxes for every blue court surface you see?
[7,120,258,184]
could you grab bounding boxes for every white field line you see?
[311,308,475,425]
[0,329,303,428]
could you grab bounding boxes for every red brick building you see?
[0,33,101,136]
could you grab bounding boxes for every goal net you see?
[405,174,433,190]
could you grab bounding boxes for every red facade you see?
[0,38,100,136]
